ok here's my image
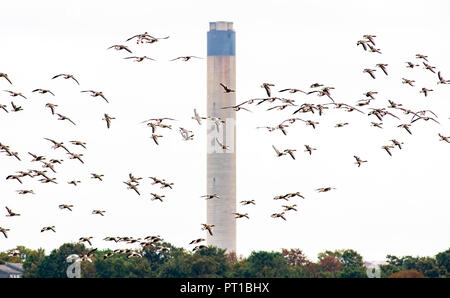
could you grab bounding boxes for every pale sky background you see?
[0,0,449,262]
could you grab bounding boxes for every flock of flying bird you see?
[1,31,450,259]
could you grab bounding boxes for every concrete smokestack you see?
[206,21,236,253]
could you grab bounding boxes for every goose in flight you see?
[438,133,450,143]
[304,145,317,155]
[141,117,176,125]
[91,173,104,181]
[282,204,298,212]
[80,248,98,262]
[160,180,174,189]
[388,100,402,109]
[240,200,256,205]
[305,120,319,129]
[335,122,349,128]
[271,212,286,221]
[233,212,249,219]
[0,227,10,238]
[68,152,84,164]
[149,176,163,185]
[70,140,87,149]
[376,64,388,75]
[16,189,34,195]
[398,124,412,135]
[363,34,376,45]
[81,90,109,103]
[279,88,306,94]
[201,224,215,236]
[354,156,368,167]
[56,113,76,126]
[28,152,46,162]
[221,103,251,112]
[10,101,23,112]
[192,109,207,125]
[151,134,163,145]
[52,74,80,85]
[150,193,165,202]
[284,149,296,160]
[371,122,383,129]
[179,127,194,141]
[307,86,335,102]
[39,177,57,184]
[310,83,324,88]
[390,139,404,149]
[357,40,368,51]
[139,35,170,44]
[59,204,74,211]
[406,61,419,68]
[0,73,12,84]
[67,180,81,187]
[103,236,119,243]
[272,145,286,157]
[128,173,143,184]
[5,207,20,217]
[6,175,23,184]
[219,83,235,93]
[41,161,57,173]
[419,87,433,97]
[423,62,436,73]
[124,181,140,195]
[126,32,164,42]
[363,68,377,79]
[124,56,156,62]
[170,56,203,62]
[0,104,8,113]
[45,103,58,115]
[4,150,21,160]
[316,187,336,193]
[41,226,56,233]
[273,194,289,201]
[216,138,230,151]
[189,238,205,245]
[368,108,400,121]
[437,71,450,84]
[208,117,226,133]
[402,78,415,86]
[382,145,395,156]
[267,104,294,112]
[102,113,115,128]
[285,192,305,199]
[261,83,275,97]
[415,54,428,62]
[32,88,55,96]
[92,210,106,216]
[107,44,132,53]
[367,44,381,54]
[201,194,220,200]
[193,245,207,252]
[78,237,93,246]
[4,90,27,99]
[411,115,440,125]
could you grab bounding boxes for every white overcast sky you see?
[0,0,449,262]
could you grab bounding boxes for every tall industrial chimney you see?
[206,21,236,253]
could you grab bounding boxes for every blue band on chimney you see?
[207,30,235,56]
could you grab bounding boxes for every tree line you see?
[0,243,448,278]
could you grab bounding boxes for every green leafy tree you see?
[158,246,230,277]
[317,251,344,278]
[435,248,450,277]
[33,243,89,278]
[234,251,292,278]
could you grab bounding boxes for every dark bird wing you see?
[70,76,80,85]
